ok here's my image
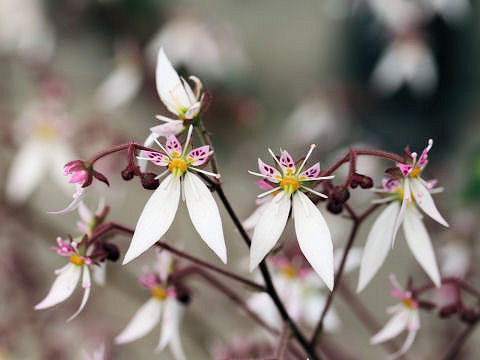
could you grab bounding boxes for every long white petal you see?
[123,174,180,264]
[292,191,334,291]
[249,192,291,272]
[67,266,91,322]
[357,202,400,293]
[35,263,81,310]
[388,329,417,360]
[6,140,49,204]
[156,48,191,114]
[155,299,185,358]
[183,172,226,263]
[403,205,441,287]
[392,179,410,247]
[115,298,163,344]
[410,178,449,227]
[371,309,409,344]
[242,199,271,231]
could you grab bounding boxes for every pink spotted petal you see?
[258,158,281,182]
[397,163,413,177]
[165,135,182,156]
[187,145,210,166]
[280,150,295,172]
[299,162,321,179]
[144,151,169,166]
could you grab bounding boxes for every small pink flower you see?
[64,161,89,185]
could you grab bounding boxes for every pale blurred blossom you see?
[5,95,76,204]
[283,94,349,148]
[367,0,430,34]
[94,41,143,112]
[146,13,248,79]
[0,0,55,60]
[371,35,437,97]
[423,0,470,23]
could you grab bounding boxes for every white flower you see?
[124,126,226,264]
[115,255,186,360]
[6,100,76,204]
[248,146,335,290]
[371,275,421,360]
[424,0,470,23]
[35,237,93,322]
[94,42,143,112]
[358,140,448,292]
[139,48,204,172]
[248,247,362,331]
[0,0,55,60]
[371,36,437,97]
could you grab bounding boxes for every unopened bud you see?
[360,175,373,189]
[327,201,343,214]
[331,186,350,204]
[104,243,120,262]
[439,304,459,318]
[141,173,160,190]
[460,308,479,324]
[121,167,135,181]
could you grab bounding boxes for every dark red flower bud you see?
[331,186,350,204]
[103,243,120,262]
[360,175,373,189]
[439,304,459,318]
[121,167,135,181]
[141,173,160,190]
[173,283,192,305]
[327,201,343,214]
[460,308,479,324]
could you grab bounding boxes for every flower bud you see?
[327,200,343,214]
[173,283,192,305]
[104,243,120,262]
[360,175,373,189]
[439,304,459,318]
[331,186,350,204]
[141,173,160,190]
[460,308,479,324]
[121,167,135,181]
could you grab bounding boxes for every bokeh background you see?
[1,0,480,359]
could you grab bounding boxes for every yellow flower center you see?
[402,298,416,309]
[151,286,167,300]
[36,122,57,141]
[168,158,188,178]
[280,176,300,195]
[409,167,421,178]
[69,254,85,266]
[281,265,298,278]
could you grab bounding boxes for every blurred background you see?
[1,0,480,359]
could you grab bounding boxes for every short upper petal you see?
[403,205,441,287]
[183,172,227,263]
[292,191,334,291]
[357,202,400,293]
[410,178,449,227]
[123,174,180,264]
[139,133,160,172]
[35,263,82,310]
[156,48,191,114]
[249,192,291,272]
[115,298,163,344]
[186,145,211,166]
